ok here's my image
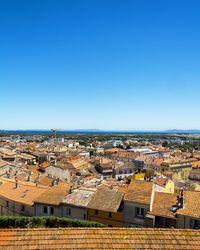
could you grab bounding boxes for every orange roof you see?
[125,180,153,205]
[34,185,70,205]
[0,160,9,168]
[154,177,168,187]
[0,181,48,206]
[192,161,200,168]
[87,187,123,212]
[39,162,51,169]
[0,228,200,249]
[104,148,123,153]
[149,192,177,219]
[177,190,200,218]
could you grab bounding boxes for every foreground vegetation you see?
[0,216,105,228]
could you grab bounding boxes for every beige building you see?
[123,180,153,227]
[146,192,177,228]
[176,190,200,229]
[0,179,48,216]
[62,188,95,220]
[34,186,69,216]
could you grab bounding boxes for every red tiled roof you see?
[0,228,200,249]
[125,180,153,205]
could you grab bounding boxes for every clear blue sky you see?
[1,0,200,130]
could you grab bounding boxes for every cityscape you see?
[1,0,200,249]
[0,130,200,248]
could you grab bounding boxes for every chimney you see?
[52,178,57,187]
[15,179,19,189]
[177,190,184,209]
[6,171,10,179]
[35,180,39,187]
[69,185,72,194]
[28,173,31,182]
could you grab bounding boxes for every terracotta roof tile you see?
[0,181,48,206]
[149,192,178,219]
[177,190,200,218]
[0,228,199,249]
[125,180,153,205]
[87,187,123,212]
[34,185,70,205]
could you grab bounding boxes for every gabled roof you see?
[0,180,48,206]
[34,185,70,206]
[0,160,9,168]
[0,228,200,249]
[176,190,200,218]
[124,180,153,205]
[87,187,123,212]
[62,189,95,208]
[149,192,178,219]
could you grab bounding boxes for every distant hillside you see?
[165,129,200,134]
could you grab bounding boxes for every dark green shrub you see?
[0,216,105,228]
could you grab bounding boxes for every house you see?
[176,190,200,229]
[161,159,193,180]
[34,186,69,217]
[114,162,136,179]
[87,187,124,227]
[15,153,36,165]
[95,159,114,178]
[189,168,200,182]
[62,188,95,220]
[153,176,175,194]
[146,192,177,228]
[0,180,48,216]
[44,163,75,181]
[0,148,16,161]
[112,151,139,163]
[159,150,171,158]
[0,160,15,175]
[123,180,153,227]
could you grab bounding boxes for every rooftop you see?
[0,228,199,249]
[34,185,70,205]
[124,180,153,205]
[149,192,178,219]
[87,187,123,212]
[62,188,95,207]
[177,190,200,218]
[0,180,48,206]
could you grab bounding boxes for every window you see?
[66,208,71,215]
[21,205,25,212]
[83,214,86,220]
[95,210,98,215]
[50,207,54,215]
[6,201,9,208]
[191,219,200,229]
[43,206,48,214]
[135,207,145,219]
[108,212,112,218]
[194,220,200,229]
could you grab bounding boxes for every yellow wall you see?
[164,180,175,193]
[132,173,145,180]
[87,209,123,227]
[172,167,191,180]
